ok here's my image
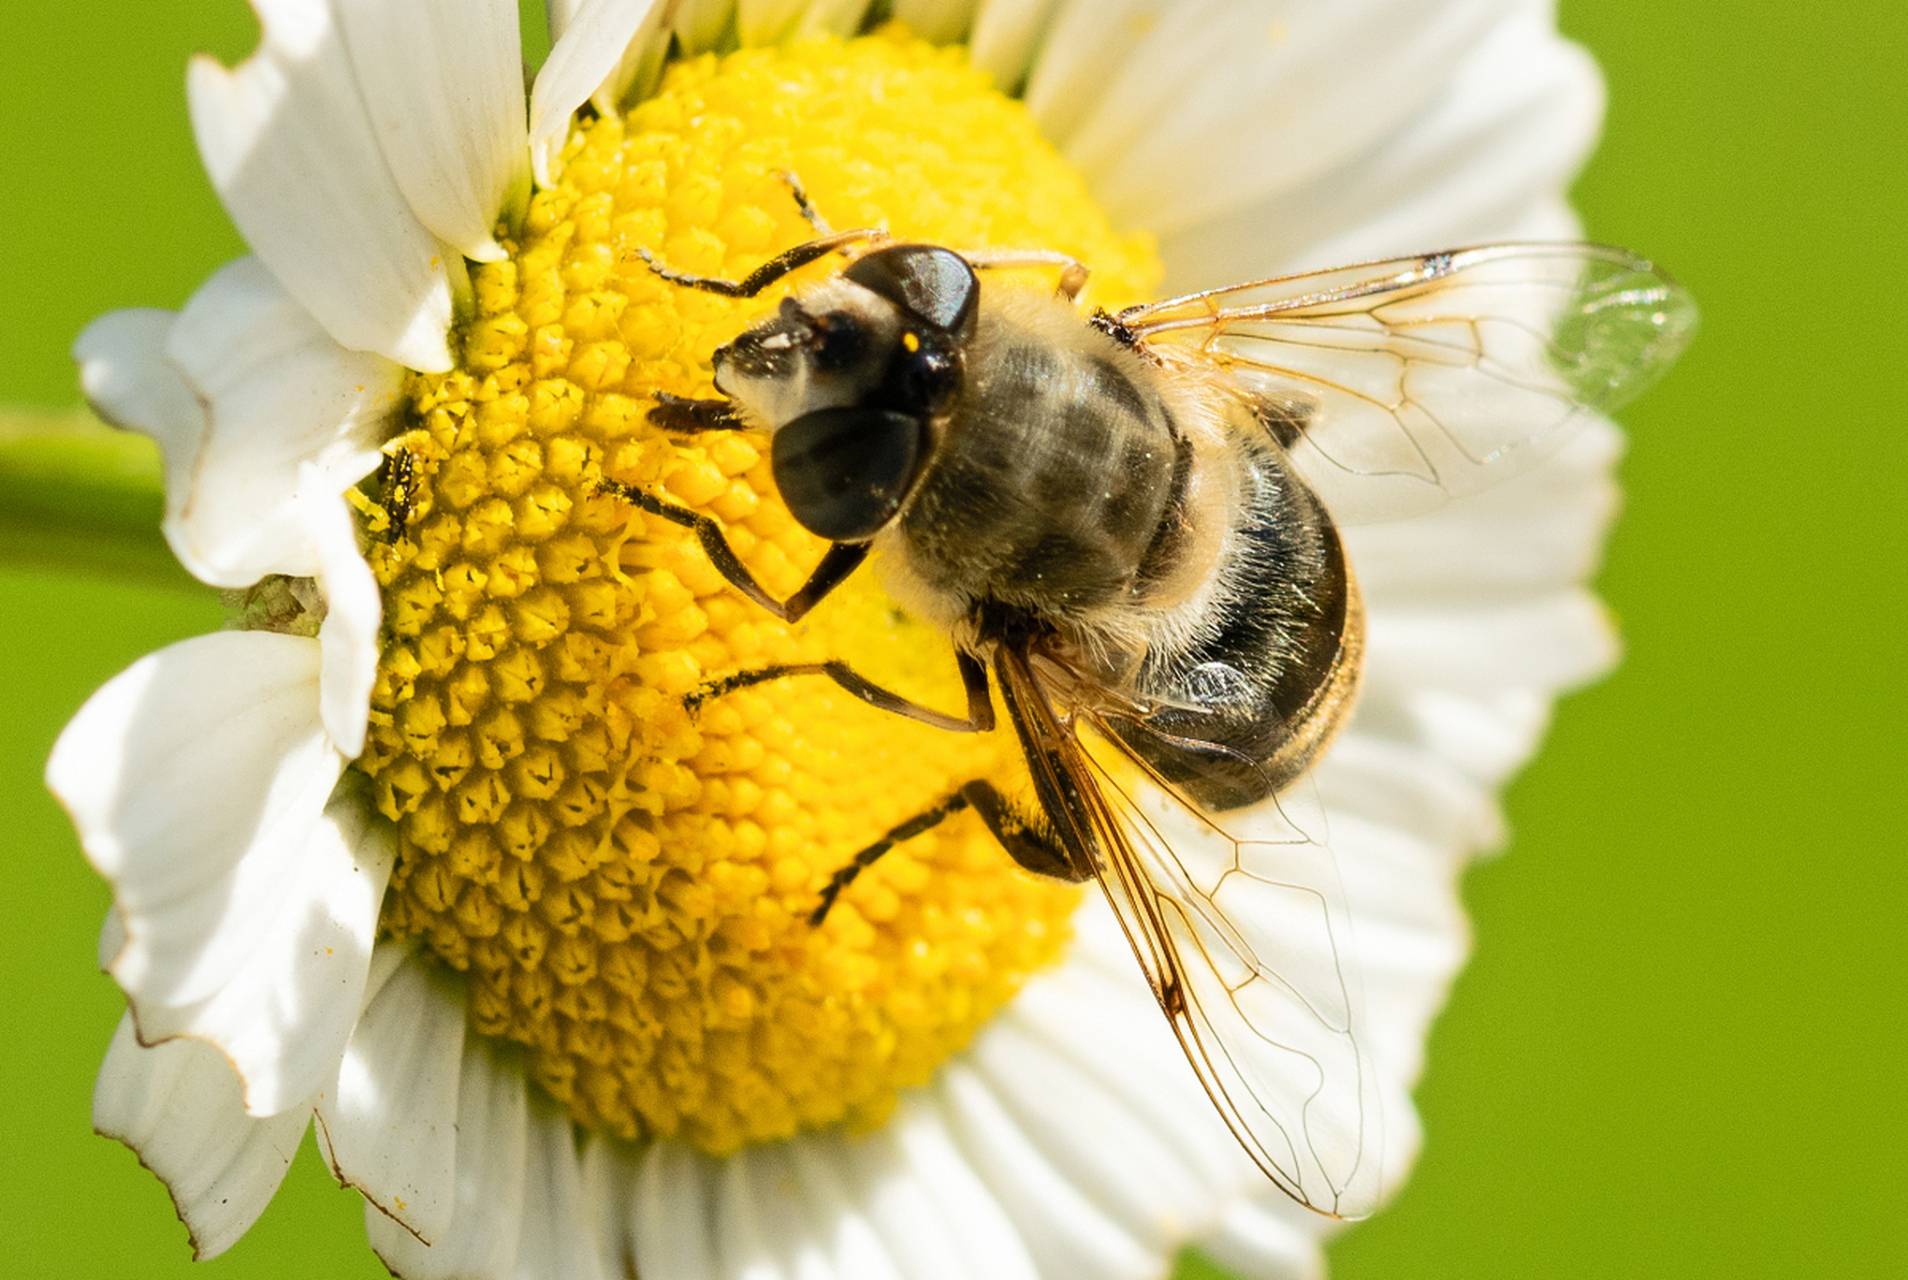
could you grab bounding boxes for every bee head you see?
[713,244,979,542]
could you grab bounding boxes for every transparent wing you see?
[1121,243,1697,522]
[995,650,1383,1218]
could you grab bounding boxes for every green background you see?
[2,2,1900,1277]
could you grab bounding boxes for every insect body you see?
[612,193,1695,1218]
[713,245,1364,814]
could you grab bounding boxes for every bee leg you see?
[690,650,995,737]
[595,479,868,622]
[957,779,1086,882]
[959,249,1092,302]
[809,778,1082,925]
[648,392,743,434]
[634,226,885,299]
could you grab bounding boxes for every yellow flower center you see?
[353,30,1159,1153]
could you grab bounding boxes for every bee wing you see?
[994,649,1384,1219]
[1121,244,1697,522]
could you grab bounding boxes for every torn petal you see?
[93,1015,311,1261]
[316,945,466,1245]
[364,1039,529,1278]
[48,631,343,1024]
[125,787,395,1118]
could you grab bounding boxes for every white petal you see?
[72,310,208,505]
[1313,733,1502,855]
[1381,687,1554,787]
[93,1014,311,1261]
[48,631,343,1023]
[581,1136,642,1278]
[1195,1194,1327,1280]
[1343,420,1623,610]
[1363,591,1617,697]
[890,0,975,44]
[732,0,879,47]
[709,1138,906,1280]
[711,1147,784,1280]
[1327,813,1469,1091]
[717,1146,802,1280]
[335,0,529,262]
[672,0,738,54]
[366,1039,530,1279]
[510,1095,608,1280]
[633,1142,721,1280]
[819,1122,1002,1280]
[316,945,467,1245]
[794,0,874,39]
[968,1022,1218,1250]
[879,1099,1041,1280]
[187,0,454,370]
[529,0,666,185]
[1295,8,1601,266]
[785,1137,909,1280]
[545,0,587,42]
[163,257,398,586]
[1006,955,1249,1196]
[1160,3,1603,288]
[937,1064,1162,1280]
[1029,0,1518,234]
[969,0,1063,92]
[297,462,382,755]
[737,0,807,45]
[137,787,392,1117]
[99,907,129,972]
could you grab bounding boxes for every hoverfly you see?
[604,175,1695,1217]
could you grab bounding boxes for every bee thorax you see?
[883,297,1188,632]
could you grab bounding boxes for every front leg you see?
[595,479,868,622]
[649,391,744,435]
[635,227,886,299]
[687,649,996,736]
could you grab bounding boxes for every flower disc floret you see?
[353,31,1159,1153]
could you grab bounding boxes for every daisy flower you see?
[50,1,1639,1277]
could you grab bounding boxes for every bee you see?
[606,177,1695,1218]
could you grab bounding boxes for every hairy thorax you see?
[876,291,1237,666]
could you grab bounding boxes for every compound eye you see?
[772,406,929,541]
[843,245,979,339]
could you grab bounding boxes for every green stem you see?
[0,407,207,593]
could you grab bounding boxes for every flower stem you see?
[0,407,205,593]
